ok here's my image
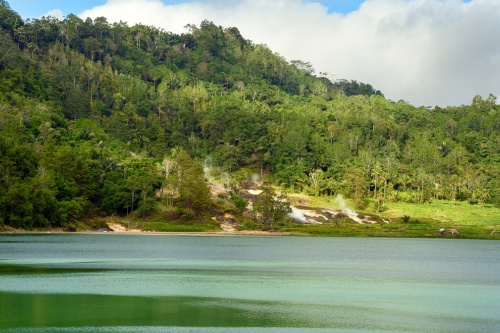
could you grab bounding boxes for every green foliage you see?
[174,150,212,214]
[0,4,499,231]
[230,192,248,214]
[254,183,292,225]
[135,220,219,232]
[333,80,383,97]
[0,1,23,32]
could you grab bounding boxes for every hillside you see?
[1,1,499,234]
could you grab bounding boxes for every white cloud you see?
[80,0,500,106]
[42,9,65,20]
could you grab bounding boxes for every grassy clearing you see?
[100,202,220,233]
[381,200,500,227]
[130,220,220,232]
[289,193,500,226]
[284,194,500,239]
[110,216,220,233]
[90,194,499,239]
[273,220,498,239]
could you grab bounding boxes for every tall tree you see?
[174,150,212,214]
[254,183,291,225]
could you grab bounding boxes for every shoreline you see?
[0,229,300,237]
[1,223,497,240]
[0,221,305,236]
[1,230,498,239]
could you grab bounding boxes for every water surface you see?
[1,234,499,332]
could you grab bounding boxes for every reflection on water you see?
[0,328,409,333]
[0,235,499,332]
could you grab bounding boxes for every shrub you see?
[230,192,248,213]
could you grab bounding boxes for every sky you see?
[9,0,500,107]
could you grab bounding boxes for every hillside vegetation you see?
[1,1,499,236]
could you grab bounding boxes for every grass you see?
[131,221,220,232]
[284,194,500,239]
[124,209,221,232]
[381,200,500,227]
[98,202,221,233]
[89,194,500,239]
[268,218,497,239]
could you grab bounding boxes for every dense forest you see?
[1,1,499,230]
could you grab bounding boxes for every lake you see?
[0,234,499,332]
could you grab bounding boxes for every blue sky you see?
[6,0,495,107]
[11,0,106,19]
[11,0,367,19]
[9,0,473,20]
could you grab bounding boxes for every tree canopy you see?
[1,2,499,229]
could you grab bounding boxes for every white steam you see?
[288,207,307,223]
[335,194,357,217]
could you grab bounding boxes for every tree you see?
[415,168,431,203]
[160,154,176,206]
[290,60,314,75]
[230,192,248,214]
[0,1,23,32]
[5,182,33,228]
[126,175,140,214]
[1,11,499,232]
[64,86,90,119]
[308,169,325,197]
[83,37,101,60]
[0,29,18,69]
[371,164,386,211]
[174,150,212,214]
[345,168,368,209]
[254,183,291,225]
[62,14,83,47]
[334,80,383,97]
[137,174,157,217]
[99,171,128,215]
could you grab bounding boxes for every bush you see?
[230,192,248,213]
[65,224,77,232]
[212,197,235,213]
[175,206,195,219]
[85,218,110,230]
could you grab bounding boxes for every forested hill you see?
[1,1,499,230]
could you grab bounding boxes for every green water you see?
[1,235,499,332]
